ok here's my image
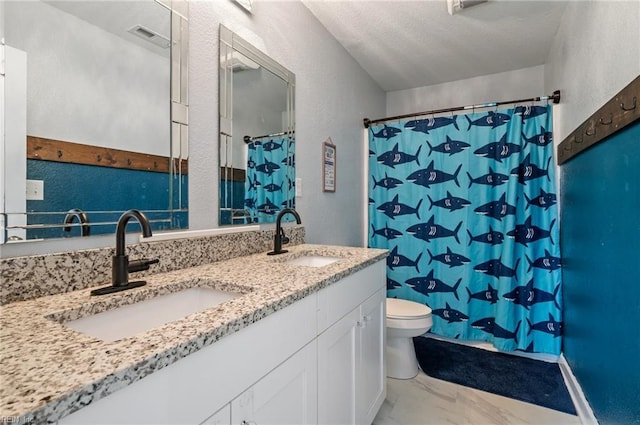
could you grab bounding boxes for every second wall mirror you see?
[218,24,295,226]
[1,0,189,243]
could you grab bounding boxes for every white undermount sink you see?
[64,287,241,342]
[285,255,341,267]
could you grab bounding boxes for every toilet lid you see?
[387,298,432,319]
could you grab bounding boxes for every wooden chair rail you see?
[558,75,640,164]
[27,136,188,174]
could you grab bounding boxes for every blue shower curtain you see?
[368,105,562,355]
[244,136,295,223]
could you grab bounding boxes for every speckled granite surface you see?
[0,226,304,305]
[0,243,387,424]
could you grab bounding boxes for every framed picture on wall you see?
[322,138,336,192]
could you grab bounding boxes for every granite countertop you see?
[0,244,387,424]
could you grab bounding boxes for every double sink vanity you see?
[0,241,388,425]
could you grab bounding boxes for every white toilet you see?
[386,298,433,379]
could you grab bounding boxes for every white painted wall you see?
[544,0,640,146]
[3,47,27,242]
[188,0,386,247]
[4,0,169,155]
[386,65,546,117]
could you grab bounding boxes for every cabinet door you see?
[317,308,359,425]
[231,341,317,425]
[357,289,386,425]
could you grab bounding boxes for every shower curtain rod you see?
[243,130,295,143]
[363,90,561,128]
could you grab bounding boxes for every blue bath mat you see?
[413,337,577,415]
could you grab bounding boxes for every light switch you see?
[26,179,44,200]
[295,178,302,197]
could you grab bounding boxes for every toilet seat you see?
[387,298,432,320]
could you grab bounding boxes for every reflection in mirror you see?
[219,25,295,226]
[1,0,188,243]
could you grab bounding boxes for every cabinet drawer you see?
[317,260,385,334]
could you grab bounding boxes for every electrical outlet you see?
[26,179,44,200]
[295,178,302,197]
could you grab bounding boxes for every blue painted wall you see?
[26,160,188,239]
[560,121,640,424]
[219,180,247,225]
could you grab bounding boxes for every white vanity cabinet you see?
[229,341,317,425]
[358,288,386,424]
[317,261,386,425]
[200,340,317,425]
[58,294,318,425]
[58,259,385,425]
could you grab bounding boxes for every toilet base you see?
[386,335,419,379]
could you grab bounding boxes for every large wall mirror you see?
[219,24,295,226]
[1,0,189,243]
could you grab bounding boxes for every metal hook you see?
[585,124,596,137]
[564,143,573,151]
[620,96,637,111]
[599,114,613,125]
[574,134,583,144]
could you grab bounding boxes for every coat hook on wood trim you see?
[585,125,596,137]
[599,114,613,125]
[620,96,637,111]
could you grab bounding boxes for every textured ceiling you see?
[303,0,568,92]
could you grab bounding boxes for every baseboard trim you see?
[422,334,599,424]
[558,354,599,425]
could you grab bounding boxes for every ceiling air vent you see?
[447,0,488,15]
[127,25,170,49]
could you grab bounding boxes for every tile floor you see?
[373,370,581,425]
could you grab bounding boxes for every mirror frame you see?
[218,24,295,226]
[0,0,189,244]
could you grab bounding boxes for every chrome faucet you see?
[91,209,159,296]
[63,208,90,236]
[268,208,301,255]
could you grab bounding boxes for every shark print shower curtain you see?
[244,136,295,223]
[368,105,562,354]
